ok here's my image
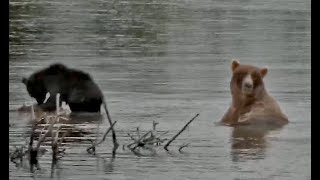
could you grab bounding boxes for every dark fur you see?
[22,63,103,112]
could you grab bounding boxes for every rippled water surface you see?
[9,0,310,179]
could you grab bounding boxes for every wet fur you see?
[221,60,288,126]
[22,63,103,113]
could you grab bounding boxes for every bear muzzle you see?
[241,74,254,95]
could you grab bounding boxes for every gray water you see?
[9,0,311,179]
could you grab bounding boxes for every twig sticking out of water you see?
[56,93,60,115]
[178,143,190,152]
[102,98,119,157]
[50,124,67,178]
[28,116,56,172]
[56,131,67,160]
[36,116,57,150]
[152,121,161,145]
[50,122,68,178]
[164,113,199,151]
[51,124,61,163]
[51,127,59,165]
[87,121,117,155]
[153,121,158,131]
[136,127,140,139]
[31,104,35,120]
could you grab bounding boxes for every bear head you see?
[21,63,69,104]
[22,74,47,105]
[230,59,268,98]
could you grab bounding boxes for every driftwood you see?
[164,113,199,151]
[127,130,152,150]
[125,126,168,155]
[11,93,201,175]
[123,114,200,156]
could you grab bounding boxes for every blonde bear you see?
[221,60,289,126]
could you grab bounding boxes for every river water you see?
[9,0,310,179]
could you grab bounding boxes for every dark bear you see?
[22,63,103,113]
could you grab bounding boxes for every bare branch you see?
[136,127,140,139]
[95,121,117,146]
[164,113,199,151]
[87,121,117,154]
[102,99,119,157]
[153,121,158,131]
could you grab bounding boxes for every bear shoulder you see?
[68,69,92,81]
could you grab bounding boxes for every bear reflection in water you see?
[230,125,282,162]
[17,103,103,124]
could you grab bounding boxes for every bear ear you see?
[22,77,28,85]
[260,67,268,78]
[231,59,240,72]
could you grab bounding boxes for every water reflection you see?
[103,157,115,173]
[17,104,103,124]
[230,125,282,162]
[68,113,103,124]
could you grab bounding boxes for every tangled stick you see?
[125,127,169,156]
[127,130,152,150]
